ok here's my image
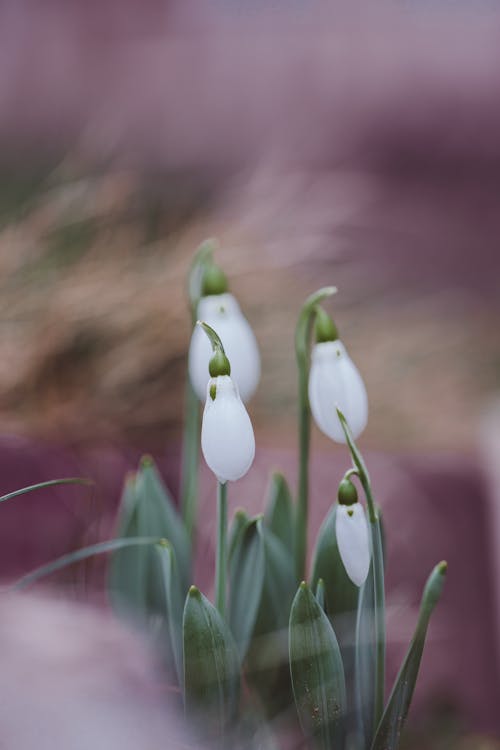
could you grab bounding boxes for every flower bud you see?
[189,293,260,403]
[308,340,368,443]
[201,375,255,483]
[335,501,371,587]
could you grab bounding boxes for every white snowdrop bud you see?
[336,498,371,587]
[189,293,260,403]
[308,339,368,444]
[201,375,255,483]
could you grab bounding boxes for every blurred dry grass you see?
[0,163,498,453]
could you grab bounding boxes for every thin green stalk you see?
[180,379,200,538]
[215,480,228,617]
[337,408,385,733]
[180,239,216,538]
[294,286,337,582]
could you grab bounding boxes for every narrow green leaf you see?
[156,541,184,685]
[228,516,265,660]
[13,537,162,591]
[0,477,93,504]
[371,562,448,750]
[264,472,294,553]
[183,586,241,737]
[355,561,376,748]
[289,582,346,750]
[188,238,216,323]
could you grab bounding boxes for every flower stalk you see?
[181,239,217,537]
[337,407,386,732]
[215,480,228,617]
[294,286,337,582]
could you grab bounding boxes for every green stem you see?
[215,480,228,617]
[180,379,200,539]
[336,408,385,733]
[180,239,217,539]
[294,286,337,582]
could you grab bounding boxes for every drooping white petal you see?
[335,502,371,587]
[188,293,260,403]
[201,375,255,483]
[308,340,368,443]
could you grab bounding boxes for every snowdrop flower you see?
[188,262,260,403]
[335,478,371,587]
[198,323,255,483]
[308,307,368,443]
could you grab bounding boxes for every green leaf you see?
[13,537,162,590]
[228,509,249,561]
[371,562,447,750]
[135,457,191,593]
[109,459,191,621]
[311,505,359,628]
[0,477,93,504]
[183,586,241,738]
[315,579,326,612]
[156,541,184,685]
[264,472,294,553]
[228,517,265,660]
[289,582,346,750]
[355,562,376,748]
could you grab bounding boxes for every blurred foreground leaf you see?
[183,586,240,738]
[289,582,346,750]
[371,562,447,750]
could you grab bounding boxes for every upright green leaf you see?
[108,475,148,616]
[228,509,249,561]
[264,472,294,553]
[228,517,266,660]
[183,586,240,739]
[355,561,376,748]
[371,562,447,750]
[289,582,346,750]
[156,541,184,685]
[135,457,191,593]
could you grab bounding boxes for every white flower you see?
[308,340,368,443]
[335,502,371,587]
[189,293,260,403]
[201,375,255,483]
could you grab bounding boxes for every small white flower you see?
[335,502,371,587]
[189,293,260,403]
[201,375,255,483]
[308,340,368,443]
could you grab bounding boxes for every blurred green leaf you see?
[183,586,240,738]
[108,458,191,621]
[156,541,184,685]
[229,517,265,660]
[264,472,294,553]
[0,477,93,504]
[371,562,447,750]
[315,578,326,611]
[355,561,376,748]
[289,582,346,750]
[13,537,161,590]
[228,509,249,561]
